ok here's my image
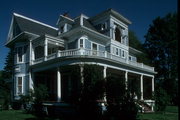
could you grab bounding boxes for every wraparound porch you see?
[30,64,155,112]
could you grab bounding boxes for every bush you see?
[106,75,138,120]
[11,100,22,110]
[78,64,105,120]
[155,87,170,111]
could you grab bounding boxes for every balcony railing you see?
[32,48,154,72]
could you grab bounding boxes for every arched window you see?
[115,27,121,42]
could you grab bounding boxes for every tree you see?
[79,64,105,120]
[0,49,14,109]
[129,30,151,65]
[106,75,138,120]
[129,30,143,51]
[143,13,178,105]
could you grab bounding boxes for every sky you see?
[0,0,177,70]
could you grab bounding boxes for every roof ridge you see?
[13,13,58,30]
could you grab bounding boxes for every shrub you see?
[155,87,170,111]
[11,100,22,110]
[106,75,138,120]
[78,64,105,120]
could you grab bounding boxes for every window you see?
[80,39,84,48]
[119,49,121,57]
[17,47,23,62]
[116,48,119,55]
[122,50,125,58]
[92,43,97,55]
[17,77,23,94]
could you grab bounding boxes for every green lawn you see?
[0,106,178,120]
[139,106,178,120]
[0,110,36,120]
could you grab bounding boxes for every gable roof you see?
[13,13,58,36]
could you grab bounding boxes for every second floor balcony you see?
[31,48,155,72]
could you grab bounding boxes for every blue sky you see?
[0,0,177,70]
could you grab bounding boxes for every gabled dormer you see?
[89,9,131,46]
[56,13,74,34]
[6,13,58,47]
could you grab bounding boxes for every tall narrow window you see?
[17,77,23,94]
[17,47,23,62]
[119,49,121,57]
[92,43,97,55]
[122,50,125,58]
[115,27,121,42]
[116,48,119,55]
[80,39,84,48]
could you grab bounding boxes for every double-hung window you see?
[80,39,84,48]
[17,76,23,95]
[122,50,125,58]
[92,43,97,55]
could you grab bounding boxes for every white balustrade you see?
[32,48,154,72]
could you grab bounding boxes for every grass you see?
[0,110,36,120]
[0,106,178,120]
[138,106,178,120]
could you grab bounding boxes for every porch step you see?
[43,102,77,117]
[137,101,152,113]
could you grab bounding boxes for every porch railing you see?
[32,48,154,71]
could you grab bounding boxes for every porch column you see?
[140,74,144,100]
[44,38,48,61]
[57,67,61,102]
[103,66,107,79]
[29,40,32,65]
[29,70,34,91]
[152,76,154,94]
[125,71,128,90]
[80,65,84,85]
